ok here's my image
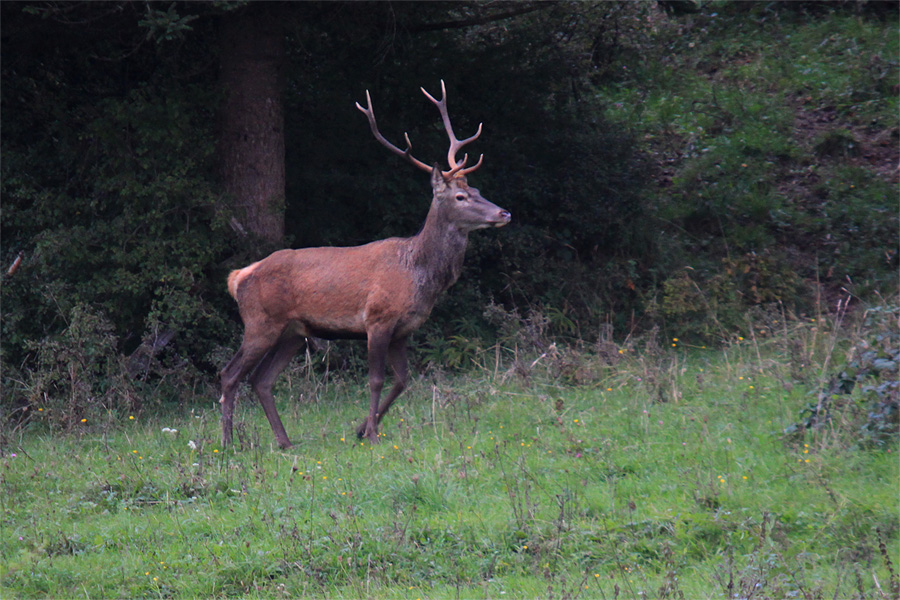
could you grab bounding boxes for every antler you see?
[355,90,433,174]
[420,80,483,177]
[355,81,484,178]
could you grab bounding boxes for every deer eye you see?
[455,193,467,202]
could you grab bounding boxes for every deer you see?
[219,81,511,449]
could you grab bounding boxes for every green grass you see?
[2,318,898,599]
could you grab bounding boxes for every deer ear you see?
[430,164,447,191]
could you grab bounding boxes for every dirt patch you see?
[775,99,898,218]
[792,100,899,183]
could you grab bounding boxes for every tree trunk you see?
[218,7,285,246]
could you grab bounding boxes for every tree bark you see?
[218,7,285,246]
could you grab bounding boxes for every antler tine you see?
[457,153,484,177]
[356,90,433,174]
[421,80,484,175]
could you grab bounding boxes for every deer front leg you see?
[373,337,409,426]
[358,329,391,442]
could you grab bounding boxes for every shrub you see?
[785,302,899,449]
[655,251,806,342]
[15,304,136,432]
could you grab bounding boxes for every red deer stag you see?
[220,81,511,449]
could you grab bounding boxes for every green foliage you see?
[807,165,898,290]
[655,252,806,342]
[813,127,861,158]
[598,2,898,334]
[787,303,900,448]
[1,6,240,414]
[784,11,899,119]
[138,2,199,42]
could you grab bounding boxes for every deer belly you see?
[305,317,367,340]
[287,311,368,341]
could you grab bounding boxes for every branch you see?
[410,3,550,34]
[5,252,23,278]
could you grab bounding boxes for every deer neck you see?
[407,202,469,300]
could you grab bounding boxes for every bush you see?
[655,251,806,342]
[11,304,135,432]
[786,302,899,449]
[1,47,242,419]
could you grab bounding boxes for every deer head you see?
[356,80,510,231]
[428,165,510,233]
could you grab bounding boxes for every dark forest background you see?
[2,1,897,424]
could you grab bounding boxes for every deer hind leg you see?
[220,322,282,448]
[248,333,306,449]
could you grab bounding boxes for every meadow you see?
[2,307,898,599]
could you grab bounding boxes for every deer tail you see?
[227,263,254,300]
[227,260,263,300]
[227,269,242,299]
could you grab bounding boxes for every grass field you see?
[2,311,898,599]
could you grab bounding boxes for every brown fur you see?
[219,170,510,449]
[227,263,255,300]
[220,84,511,449]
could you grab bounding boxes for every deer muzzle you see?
[492,209,512,227]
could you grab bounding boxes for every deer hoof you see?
[356,420,379,442]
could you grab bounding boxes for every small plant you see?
[18,303,136,432]
[813,128,860,158]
